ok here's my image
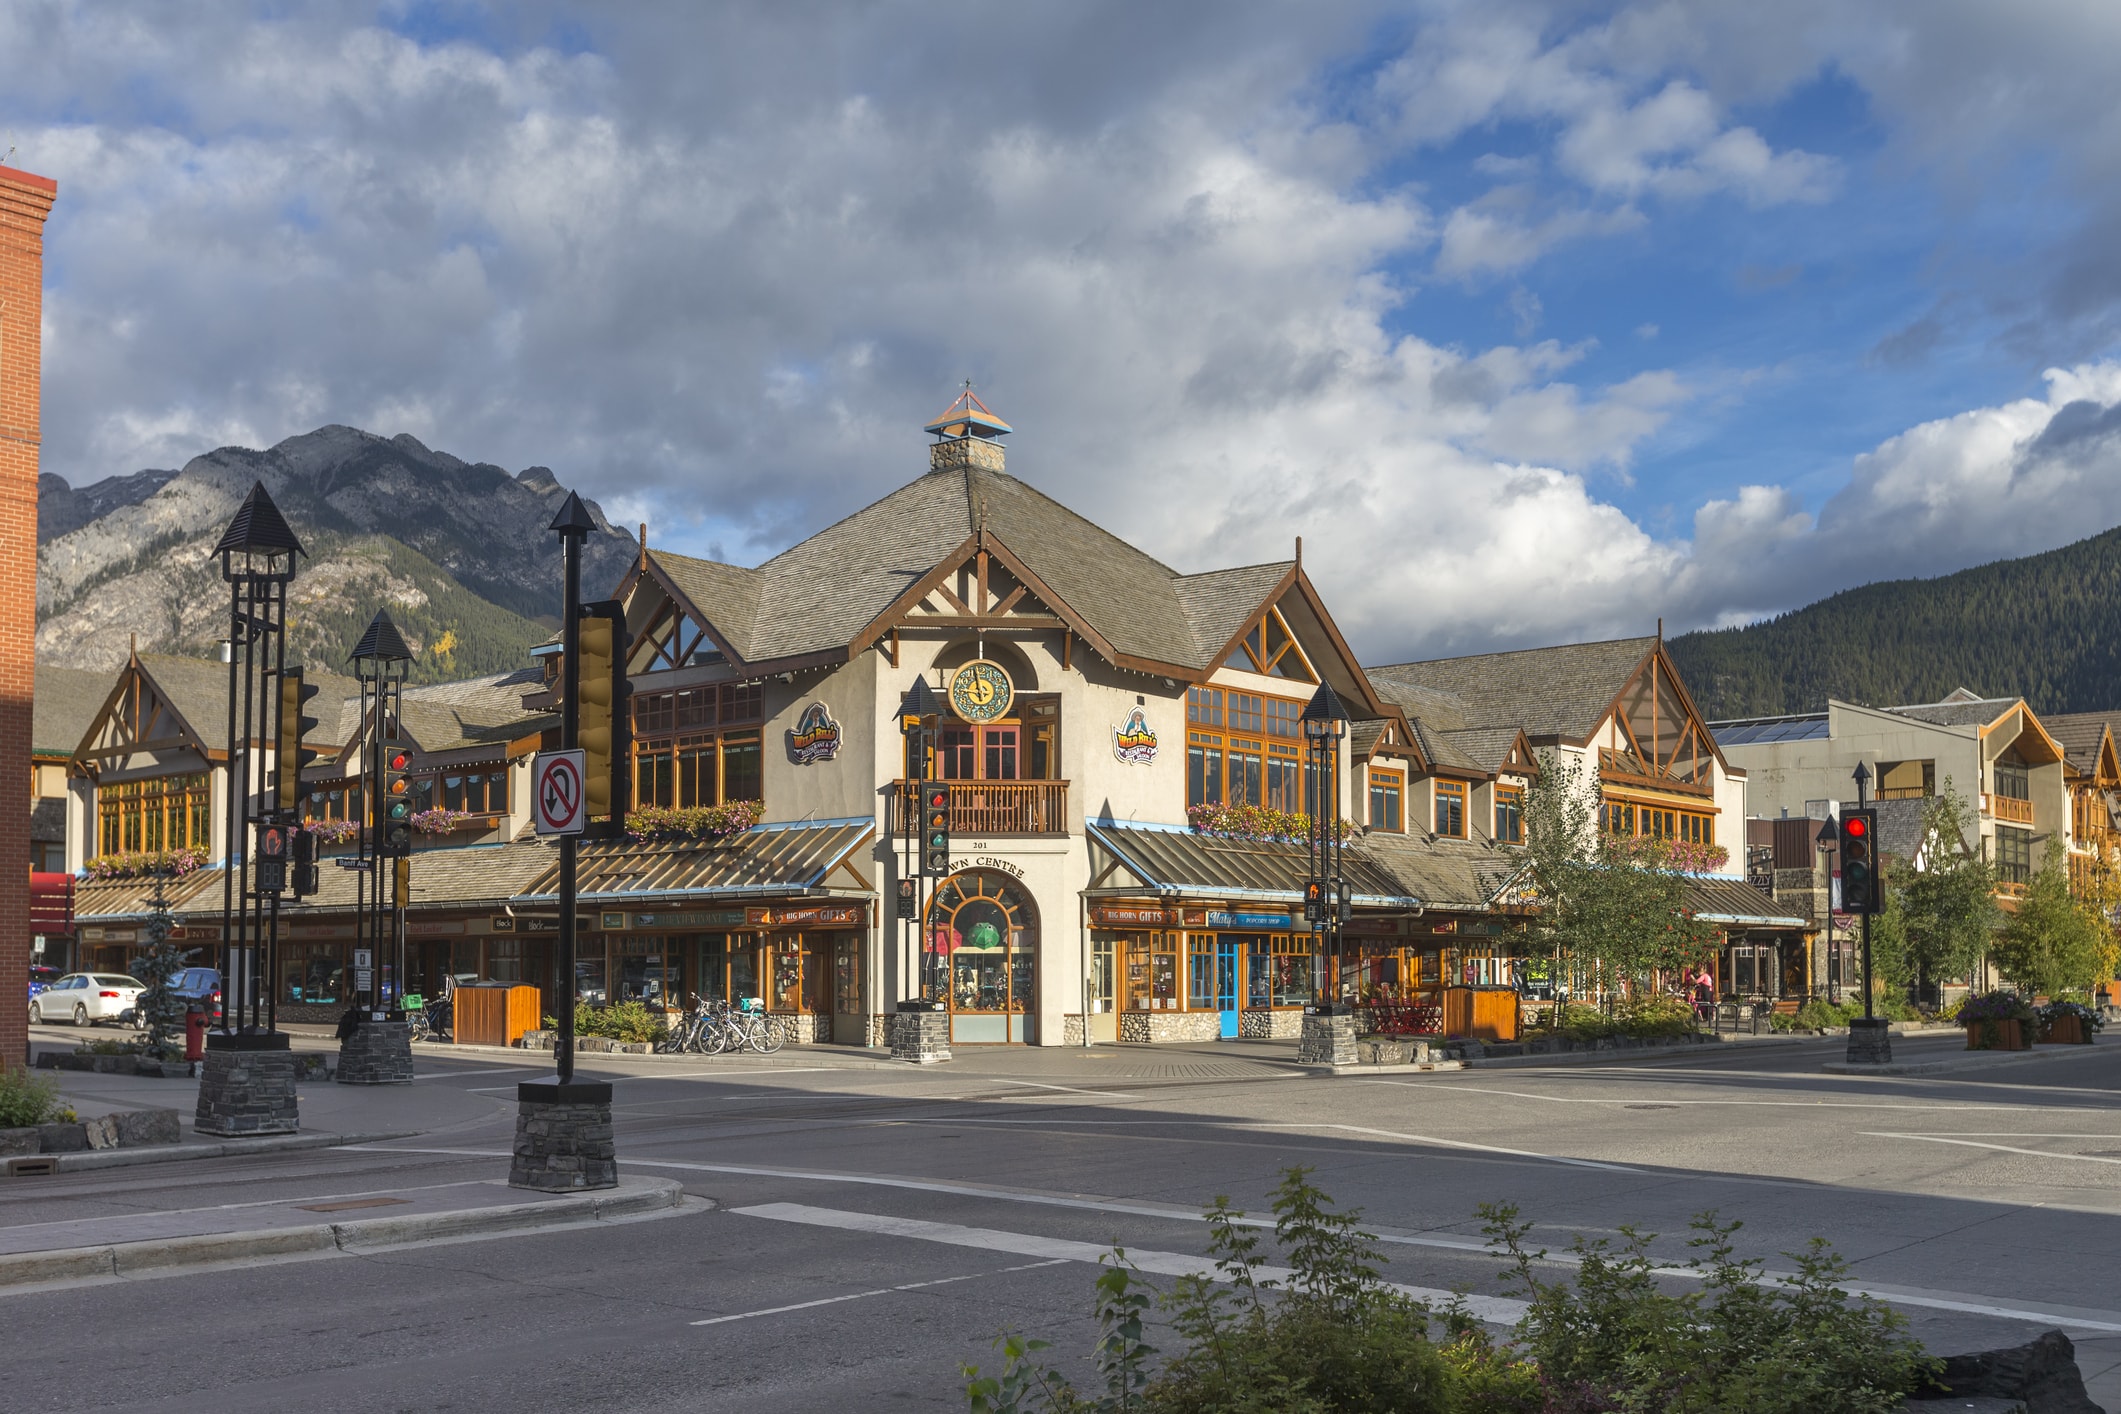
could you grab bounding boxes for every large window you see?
[634,681,765,809]
[302,779,365,825]
[1495,785,1524,844]
[1187,686,1307,810]
[411,769,508,815]
[98,774,210,856]
[1368,769,1403,832]
[1602,799,1714,845]
[1878,759,1935,800]
[1993,754,2029,801]
[1434,780,1466,838]
[1995,825,2033,885]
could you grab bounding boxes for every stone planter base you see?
[195,1032,299,1137]
[338,1019,415,1084]
[1299,1008,1356,1066]
[509,1079,616,1192]
[892,1003,950,1064]
[1119,1010,1222,1044]
[1844,1017,1893,1065]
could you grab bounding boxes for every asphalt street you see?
[2,1031,2116,1412]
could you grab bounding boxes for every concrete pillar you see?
[195,1031,300,1136]
[892,1000,951,1064]
[1299,1005,1356,1066]
[337,1018,414,1084]
[509,1079,616,1192]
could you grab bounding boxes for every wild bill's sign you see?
[788,702,842,764]
[1113,708,1157,765]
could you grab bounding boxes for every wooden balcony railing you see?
[1984,793,2034,825]
[896,779,1070,837]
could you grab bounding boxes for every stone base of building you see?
[195,1031,300,1137]
[845,1012,888,1047]
[337,1019,414,1084]
[892,1002,950,1063]
[780,1012,828,1045]
[1298,1007,1356,1066]
[1119,1010,1222,1044]
[509,1079,616,1192]
[1844,1017,1893,1065]
[1240,1007,1303,1039]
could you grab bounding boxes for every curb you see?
[1822,1046,2095,1078]
[1327,1060,1467,1076]
[0,1177,690,1289]
[51,1130,417,1174]
[411,1039,906,1071]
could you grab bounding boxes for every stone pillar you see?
[1299,1005,1356,1066]
[509,1078,616,1192]
[337,1018,414,1084]
[195,1031,300,1137]
[0,168,57,1074]
[892,1000,951,1064]
[1845,1017,1892,1065]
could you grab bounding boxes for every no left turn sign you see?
[534,750,587,836]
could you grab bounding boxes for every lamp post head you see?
[348,609,414,685]
[1300,681,1350,740]
[548,490,597,539]
[899,677,942,731]
[1850,761,1871,788]
[213,482,304,580]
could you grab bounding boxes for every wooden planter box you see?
[2040,1015,2091,1045]
[1965,1018,2030,1051]
[454,984,542,1048]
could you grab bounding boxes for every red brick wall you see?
[0,168,56,1069]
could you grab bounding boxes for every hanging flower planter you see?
[1959,992,2035,1051]
[303,819,360,846]
[411,808,481,835]
[1185,802,1350,844]
[85,848,209,881]
[625,800,763,842]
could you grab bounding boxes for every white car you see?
[28,973,146,1027]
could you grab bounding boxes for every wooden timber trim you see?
[847,533,1129,671]
[631,552,756,674]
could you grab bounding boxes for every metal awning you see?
[1086,821,1419,909]
[511,818,876,907]
[1685,878,1809,928]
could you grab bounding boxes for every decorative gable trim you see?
[71,662,220,771]
[627,554,755,674]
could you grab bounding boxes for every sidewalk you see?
[0,1174,694,1288]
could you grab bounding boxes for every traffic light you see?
[1303,879,1327,926]
[377,737,415,855]
[290,827,317,898]
[1840,808,1880,915]
[920,782,952,875]
[275,669,321,812]
[895,877,919,921]
[575,600,631,835]
[255,822,288,895]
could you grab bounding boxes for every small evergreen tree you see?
[130,869,190,1060]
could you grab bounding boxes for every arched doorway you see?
[929,869,1038,1043]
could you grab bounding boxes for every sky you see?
[11,0,2121,664]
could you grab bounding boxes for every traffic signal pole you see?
[556,515,582,1087]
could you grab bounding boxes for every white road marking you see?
[983,1078,1140,1100]
[1862,1134,2121,1165]
[730,1203,1532,1325]
[413,1070,520,1080]
[1307,1123,1641,1173]
[690,1259,1069,1325]
[1409,1084,2083,1112]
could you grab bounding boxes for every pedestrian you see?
[335,1002,364,1042]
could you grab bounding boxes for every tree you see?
[129,868,190,1061]
[1992,841,2109,997]
[1892,784,1999,1004]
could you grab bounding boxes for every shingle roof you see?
[512,820,875,904]
[130,653,364,753]
[1683,878,1807,928]
[1353,832,1526,911]
[1085,821,1422,906]
[399,668,549,754]
[2035,711,2121,775]
[35,664,117,757]
[1882,697,2017,729]
[641,467,1288,672]
[1365,636,1655,740]
[1437,727,1525,774]
[1407,719,1483,773]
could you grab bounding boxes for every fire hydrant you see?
[185,1006,208,1062]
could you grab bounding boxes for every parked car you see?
[171,967,224,1022]
[28,973,146,1027]
[28,965,60,1000]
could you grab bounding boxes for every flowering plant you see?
[1602,834,1731,873]
[411,808,479,834]
[85,848,209,881]
[2037,999,2105,1033]
[303,819,360,845]
[625,800,763,842]
[1186,802,1351,844]
[1956,990,2035,1024]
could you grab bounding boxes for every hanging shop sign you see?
[633,909,748,930]
[1088,904,1179,927]
[1203,910,1295,930]
[948,659,1014,723]
[1112,708,1158,765]
[405,919,466,937]
[1343,916,1406,937]
[788,702,843,764]
[746,903,868,928]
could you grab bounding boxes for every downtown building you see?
[46,394,1792,1045]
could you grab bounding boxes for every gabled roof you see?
[2034,711,2121,778]
[1407,720,1484,774]
[621,467,1332,679]
[34,664,118,757]
[1438,727,1535,775]
[399,667,549,755]
[1883,696,2020,729]
[1366,636,1657,741]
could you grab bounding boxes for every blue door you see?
[1216,938,1241,1038]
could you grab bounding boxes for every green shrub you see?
[75,1037,143,1056]
[0,1066,66,1128]
[552,1001,668,1044]
[1618,993,1698,1038]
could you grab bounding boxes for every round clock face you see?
[949,660,1015,723]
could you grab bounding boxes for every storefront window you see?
[834,937,861,1013]
[1088,935,1116,1014]
[285,943,347,1006]
[930,871,1038,1017]
[1247,936,1311,1008]
[773,938,806,1012]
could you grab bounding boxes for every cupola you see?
[924,384,1011,474]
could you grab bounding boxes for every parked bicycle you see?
[405,993,451,1042]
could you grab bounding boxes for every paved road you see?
[3,1031,2116,1411]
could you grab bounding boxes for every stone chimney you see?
[924,385,1011,474]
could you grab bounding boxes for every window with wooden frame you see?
[1601,798,1713,845]
[1221,604,1320,683]
[1494,785,1524,844]
[1434,780,1466,838]
[1368,769,1403,832]
[1995,825,2033,884]
[97,774,211,856]
[410,769,509,816]
[633,682,765,809]
[1187,686,1308,808]
[629,598,728,673]
[302,779,366,826]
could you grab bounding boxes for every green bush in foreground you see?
[0,1066,68,1128]
[964,1168,1932,1413]
[540,1001,669,1045]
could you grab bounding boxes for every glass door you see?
[1215,937,1240,1038]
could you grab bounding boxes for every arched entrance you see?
[929,869,1038,1044]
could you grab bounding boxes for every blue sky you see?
[12,1,2121,660]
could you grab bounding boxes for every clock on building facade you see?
[949,660,1014,723]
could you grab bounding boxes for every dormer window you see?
[1434,780,1467,838]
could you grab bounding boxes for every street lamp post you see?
[1844,761,1892,1065]
[1299,682,1352,1066]
[895,678,949,1063]
[1817,814,1840,1005]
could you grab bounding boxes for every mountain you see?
[35,425,640,680]
[1668,525,2121,720]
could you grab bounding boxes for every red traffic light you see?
[1843,816,1867,838]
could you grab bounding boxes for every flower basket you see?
[1965,1018,2028,1051]
[2034,1001,2100,1045]
[2041,1014,2088,1045]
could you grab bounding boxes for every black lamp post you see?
[1301,681,1350,1008]
[1851,761,1874,1021]
[1816,812,1839,1005]
[350,610,413,1017]
[899,678,943,1004]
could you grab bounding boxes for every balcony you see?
[1983,793,2034,825]
[896,779,1069,837]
